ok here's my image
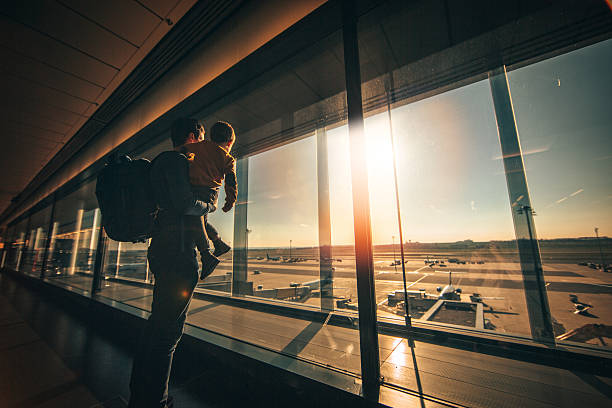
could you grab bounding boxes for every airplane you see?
[569,294,593,315]
[386,270,466,302]
[432,271,504,302]
[390,259,407,266]
[266,253,281,261]
[433,270,465,300]
[435,283,462,300]
[282,256,307,263]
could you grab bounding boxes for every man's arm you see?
[183,200,209,216]
[222,158,237,212]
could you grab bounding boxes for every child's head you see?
[171,118,204,147]
[210,121,235,150]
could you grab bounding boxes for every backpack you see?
[149,150,194,214]
[95,154,156,242]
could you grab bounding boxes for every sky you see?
[209,39,612,247]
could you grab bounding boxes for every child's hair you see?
[171,118,204,147]
[210,121,235,144]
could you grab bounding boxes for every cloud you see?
[569,189,584,197]
[268,194,282,200]
[549,189,584,207]
[492,146,550,160]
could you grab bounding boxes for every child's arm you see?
[222,158,237,212]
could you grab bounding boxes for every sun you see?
[364,114,396,178]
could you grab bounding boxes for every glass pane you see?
[378,80,527,333]
[508,38,612,349]
[19,206,52,277]
[6,218,27,271]
[2,226,14,268]
[20,223,37,274]
[246,135,319,306]
[0,226,11,267]
[110,241,148,281]
[45,180,99,292]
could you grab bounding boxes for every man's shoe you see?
[212,239,231,257]
[213,239,232,257]
[200,252,220,280]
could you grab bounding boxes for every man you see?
[128,118,216,408]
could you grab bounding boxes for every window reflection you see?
[45,181,99,291]
[103,240,149,282]
[19,206,51,276]
[6,218,27,271]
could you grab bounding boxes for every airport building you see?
[1,0,611,406]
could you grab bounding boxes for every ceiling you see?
[0,0,196,218]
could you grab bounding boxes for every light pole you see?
[594,227,607,270]
[289,239,292,259]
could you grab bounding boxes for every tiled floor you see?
[44,274,612,408]
[0,292,100,407]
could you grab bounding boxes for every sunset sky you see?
[208,39,611,248]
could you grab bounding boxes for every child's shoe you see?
[200,251,220,280]
[212,238,231,257]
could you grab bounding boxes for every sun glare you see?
[364,114,396,177]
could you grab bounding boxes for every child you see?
[182,121,237,279]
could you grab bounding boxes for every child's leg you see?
[186,215,209,255]
[206,219,231,257]
[189,214,220,280]
[205,221,219,242]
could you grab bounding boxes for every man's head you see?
[170,118,204,147]
[210,121,235,150]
